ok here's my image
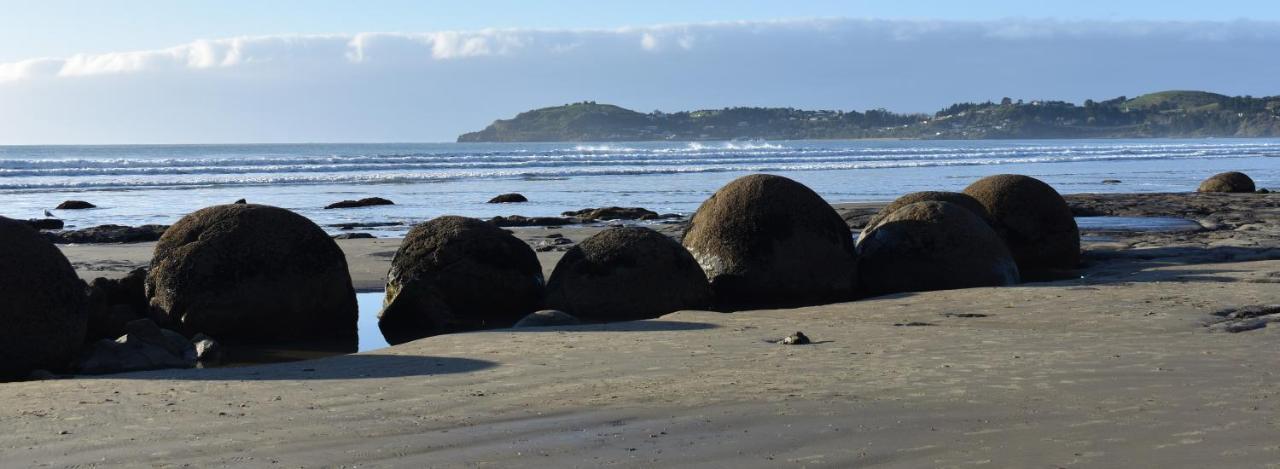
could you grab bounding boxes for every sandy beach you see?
[3,193,1277,467]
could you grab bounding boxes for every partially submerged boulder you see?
[56,200,96,210]
[562,207,662,221]
[0,217,87,379]
[324,197,394,209]
[488,215,577,227]
[145,204,357,342]
[43,224,168,244]
[379,216,543,344]
[487,193,528,203]
[963,174,1080,274]
[513,310,581,328]
[1197,172,1256,193]
[546,227,711,322]
[85,267,149,341]
[857,201,1020,295]
[858,191,992,244]
[681,174,857,307]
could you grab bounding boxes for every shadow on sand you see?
[80,353,497,381]
[506,319,720,333]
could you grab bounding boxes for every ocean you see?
[1,138,1276,236]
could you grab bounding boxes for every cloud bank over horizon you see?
[3,18,1280,144]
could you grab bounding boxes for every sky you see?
[2,1,1280,144]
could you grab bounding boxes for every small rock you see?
[1102,179,1122,184]
[233,198,247,204]
[56,200,96,210]
[781,331,810,345]
[487,193,528,203]
[76,319,197,374]
[192,333,223,365]
[324,197,394,209]
[513,310,581,328]
[488,215,578,227]
[332,232,376,239]
[894,322,935,327]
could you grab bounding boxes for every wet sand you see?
[11,192,1279,467]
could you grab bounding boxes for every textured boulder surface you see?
[56,200,96,210]
[546,227,711,321]
[681,174,857,307]
[0,217,87,379]
[379,216,544,344]
[145,204,357,342]
[76,318,196,375]
[487,193,529,203]
[857,201,1020,295]
[858,191,993,243]
[964,174,1080,274]
[324,197,395,209]
[1197,172,1256,193]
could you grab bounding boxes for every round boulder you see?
[857,201,1020,295]
[379,216,543,344]
[963,174,1080,274]
[858,191,992,244]
[487,193,528,203]
[546,227,711,322]
[145,204,357,342]
[1197,172,1256,193]
[0,217,87,379]
[681,174,856,307]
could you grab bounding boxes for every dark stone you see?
[1102,179,1122,184]
[782,331,810,345]
[43,224,169,244]
[327,221,403,230]
[681,174,857,307]
[856,201,1020,296]
[562,207,660,221]
[324,197,395,209]
[84,267,149,341]
[513,310,581,328]
[0,217,87,379]
[56,200,96,210]
[546,227,711,322]
[1197,171,1256,193]
[964,174,1080,274]
[75,319,196,374]
[233,198,247,204]
[332,232,376,239]
[488,215,578,227]
[487,193,529,203]
[25,218,64,230]
[379,216,543,344]
[145,204,357,342]
[858,191,993,245]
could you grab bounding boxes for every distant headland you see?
[458,91,1280,142]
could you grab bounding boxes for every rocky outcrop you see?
[1197,172,1256,193]
[0,217,88,379]
[488,215,577,227]
[145,204,357,342]
[43,224,169,244]
[379,216,544,344]
[546,227,711,321]
[56,200,96,210]
[85,268,149,341]
[857,201,1020,295]
[25,218,64,230]
[562,207,665,221]
[681,174,857,307]
[964,174,1080,275]
[76,319,196,375]
[324,197,395,209]
[487,193,529,203]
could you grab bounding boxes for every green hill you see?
[459,91,1280,142]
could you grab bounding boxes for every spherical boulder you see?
[1197,172,1256,193]
[857,201,1020,295]
[145,204,357,342]
[963,174,1080,274]
[0,217,87,379]
[858,191,992,244]
[681,174,857,307]
[546,227,711,322]
[378,216,543,344]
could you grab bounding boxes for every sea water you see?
[0,139,1276,237]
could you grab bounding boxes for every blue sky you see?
[2,1,1280,143]
[3,0,1278,62]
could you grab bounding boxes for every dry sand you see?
[7,194,1278,467]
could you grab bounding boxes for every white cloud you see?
[1,18,1279,143]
